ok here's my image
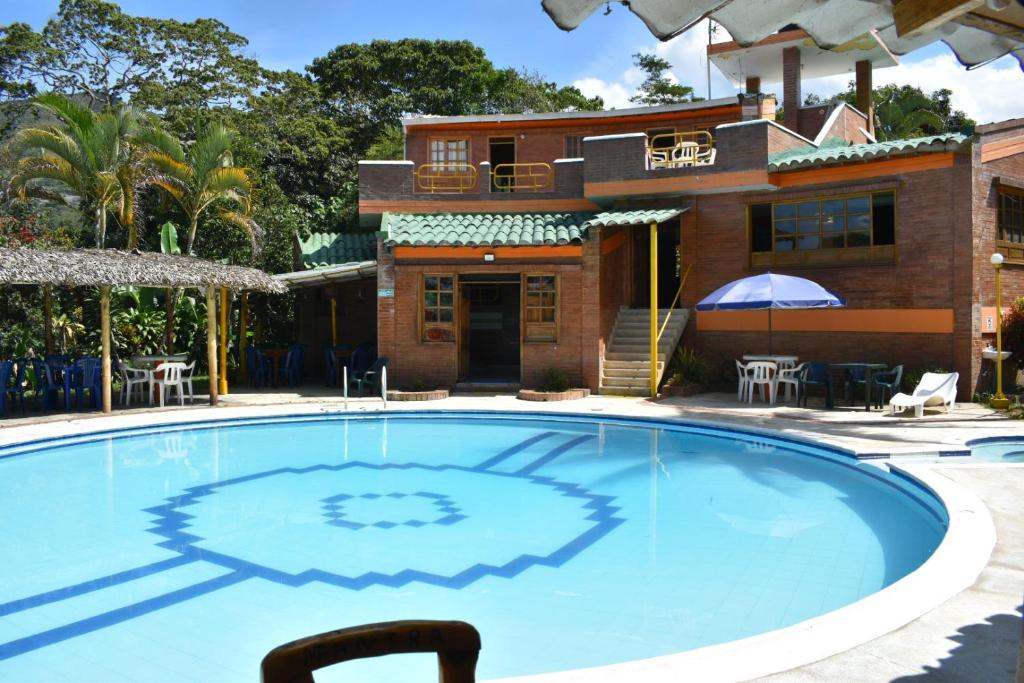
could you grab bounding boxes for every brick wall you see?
[379,260,590,389]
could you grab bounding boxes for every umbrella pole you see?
[768,308,773,355]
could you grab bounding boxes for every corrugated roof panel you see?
[585,207,688,228]
[768,133,968,171]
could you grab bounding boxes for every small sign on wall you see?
[377,288,395,298]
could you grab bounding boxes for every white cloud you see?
[573,21,1024,122]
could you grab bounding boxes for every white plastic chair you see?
[180,360,197,404]
[120,362,152,407]
[735,360,750,401]
[775,362,806,403]
[889,372,959,417]
[744,361,778,404]
[153,361,186,407]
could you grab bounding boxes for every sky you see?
[3,0,1023,123]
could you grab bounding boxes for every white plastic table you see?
[742,354,798,369]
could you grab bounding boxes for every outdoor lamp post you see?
[991,252,1010,409]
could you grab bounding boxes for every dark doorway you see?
[631,221,681,307]
[459,277,521,382]
[489,136,516,192]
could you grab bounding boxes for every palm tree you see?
[141,124,259,351]
[140,124,259,255]
[7,93,149,248]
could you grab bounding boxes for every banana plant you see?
[160,221,182,352]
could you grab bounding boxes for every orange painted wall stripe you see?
[601,230,626,255]
[361,198,602,215]
[980,137,1024,163]
[394,245,582,260]
[696,308,954,334]
[770,153,954,188]
[586,170,771,198]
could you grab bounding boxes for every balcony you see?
[412,162,556,194]
[646,131,716,169]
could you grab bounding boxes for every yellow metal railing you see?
[415,164,478,194]
[647,131,715,169]
[491,163,554,192]
[657,263,692,343]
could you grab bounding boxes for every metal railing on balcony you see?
[647,131,716,169]
[414,163,479,193]
[491,163,554,192]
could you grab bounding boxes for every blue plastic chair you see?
[280,344,305,387]
[0,361,13,417]
[347,343,376,378]
[324,344,338,387]
[6,359,29,414]
[32,359,62,411]
[798,363,834,408]
[75,358,103,410]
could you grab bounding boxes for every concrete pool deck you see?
[0,390,1021,681]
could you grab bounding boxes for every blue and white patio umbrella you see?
[696,273,845,354]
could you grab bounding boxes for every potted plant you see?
[517,368,590,401]
[661,347,707,397]
[386,376,450,401]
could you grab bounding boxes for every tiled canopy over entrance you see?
[381,208,688,247]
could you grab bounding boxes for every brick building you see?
[356,30,1024,398]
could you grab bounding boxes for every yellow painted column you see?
[239,293,249,385]
[219,288,229,396]
[206,286,219,406]
[649,222,659,397]
[100,285,112,414]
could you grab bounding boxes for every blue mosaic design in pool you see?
[320,491,466,530]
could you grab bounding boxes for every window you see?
[564,134,583,158]
[999,190,1023,244]
[429,138,469,171]
[749,192,895,265]
[422,274,455,342]
[524,274,557,342]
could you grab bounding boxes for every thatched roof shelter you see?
[0,247,286,414]
[0,248,286,293]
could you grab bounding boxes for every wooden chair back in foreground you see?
[260,619,481,683]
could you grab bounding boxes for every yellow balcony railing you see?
[647,131,715,169]
[415,164,478,193]
[491,163,554,192]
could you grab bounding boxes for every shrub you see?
[408,377,427,392]
[667,346,707,385]
[540,368,571,393]
[1002,296,1024,356]
[904,365,947,391]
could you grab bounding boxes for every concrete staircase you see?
[599,307,691,396]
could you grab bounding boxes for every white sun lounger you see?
[889,372,959,417]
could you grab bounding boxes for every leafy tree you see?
[486,69,603,114]
[0,0,266,133]
[805,83,975,141]
[7,93,150,247]
[629,52,699,106]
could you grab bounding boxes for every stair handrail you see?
[657,262,692,343]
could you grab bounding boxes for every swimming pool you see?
[0,413,947,682]
[968,438,1024,463]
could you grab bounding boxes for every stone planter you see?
[517,388,590,402]
[386,388,450,401]
[662,382,704,397]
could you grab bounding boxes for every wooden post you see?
[219,288,229,396]
[330,291,338,346]
[207,286,218,406]
[649,222,659,397]
[100,285,112,414]
[43,284,54,355]
[239,292,249,385]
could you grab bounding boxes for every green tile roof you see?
[382,212,593,246]
[768,134,968,172]
[585,207,687,228]
[298,232,377,268]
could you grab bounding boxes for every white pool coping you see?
[0,404,999,683]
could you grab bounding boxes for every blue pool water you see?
[968,439,1024,463]
[0,413,946,682]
